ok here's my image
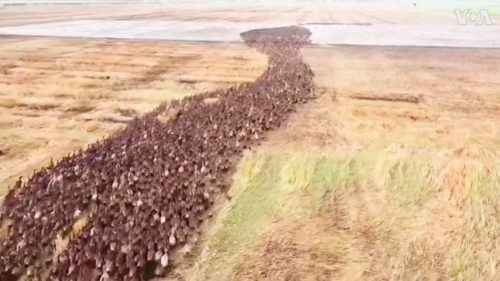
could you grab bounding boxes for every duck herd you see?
[0,26,314,280]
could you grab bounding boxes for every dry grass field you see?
[164,46,499,281]
[0,37,267,196]
[0,3,499,281]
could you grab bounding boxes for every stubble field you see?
[0,3,498,281]
[180,45,499,281]
[0,37,267,196]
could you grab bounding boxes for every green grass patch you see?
[201,148,474,279]
[450,166,499,281]
[209,152,286,255]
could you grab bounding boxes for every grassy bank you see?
[182,148,498,280]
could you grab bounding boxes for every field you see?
[0,3,499,281]
[170,45,499,280]
[0,37,267,195]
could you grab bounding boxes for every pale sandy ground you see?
[2,19,499,48]
[1,4,499,47]
[1,3,499,28]
[0,37,267,195]
[0,4,467,27]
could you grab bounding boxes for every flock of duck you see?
[0,26,314,280]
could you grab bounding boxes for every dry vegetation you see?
[164,46,499,281]
[0,37,267,196]
[0,4,498,280]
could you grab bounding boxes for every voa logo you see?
[454,9,493,25]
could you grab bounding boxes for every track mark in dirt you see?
[350,93,423,104]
